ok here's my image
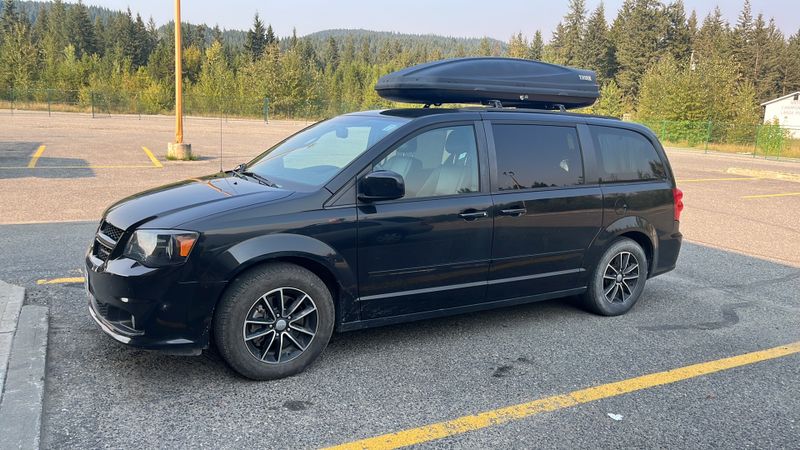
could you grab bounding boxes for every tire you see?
[581,238,648,316]
[213,263,335,380]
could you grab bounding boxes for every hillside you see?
[305,29,506,55]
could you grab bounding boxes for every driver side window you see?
[375,125,479,199]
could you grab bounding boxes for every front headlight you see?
[123,229,198,267]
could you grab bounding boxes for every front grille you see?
[91,296,143,336]
[93,220,125,262]
[93,297,110,318]
[95,240,112,261]
[100,221,124,241]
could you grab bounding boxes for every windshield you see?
[245,115,409,190]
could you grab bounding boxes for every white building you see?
[761,92,800,138]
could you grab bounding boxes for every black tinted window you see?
[492,124,584,191]
[590,126,666,182]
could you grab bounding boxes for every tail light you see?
[673,188,684,221]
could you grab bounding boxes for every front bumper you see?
[86,254,226,355]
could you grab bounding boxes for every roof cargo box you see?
[375,57,600,110]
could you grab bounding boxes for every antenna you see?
[219,115,224,172]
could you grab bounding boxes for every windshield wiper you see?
[242,171,278,188]
[230,163,278,188]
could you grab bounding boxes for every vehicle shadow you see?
[0,141,95,179]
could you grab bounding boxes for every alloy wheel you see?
[602,251,640,303]
[242,287,318,364]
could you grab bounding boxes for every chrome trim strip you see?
[487,268,583,285]
[96,232,117,248]
[357,280,487,302]
[88,301,132,344]
[356,268,584,302]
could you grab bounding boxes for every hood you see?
[104,173,293,230]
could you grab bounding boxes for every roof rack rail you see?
[454,105,621,121]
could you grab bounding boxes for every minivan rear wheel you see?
[213,263,335,380]
[581,238,648,316]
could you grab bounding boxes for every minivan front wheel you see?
[581,238,648,316]
[214,263,335,380]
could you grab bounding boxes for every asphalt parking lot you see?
[1,112,799,448]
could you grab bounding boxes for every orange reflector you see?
[176,236,197,257]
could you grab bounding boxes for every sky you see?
[68,0,800,41]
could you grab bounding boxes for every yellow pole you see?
[174,0,183,144]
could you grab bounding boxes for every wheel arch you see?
[586,216,659,277]
[212,233,358,328]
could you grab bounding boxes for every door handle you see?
[500,208,527,217]
[458,210,488,220]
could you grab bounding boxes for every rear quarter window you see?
[589,125,666,183]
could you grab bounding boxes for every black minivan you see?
[86,107,683,380]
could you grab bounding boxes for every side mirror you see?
[358,170,405,202]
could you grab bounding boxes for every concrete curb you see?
[0,280,24,397]
[0,305,49,450]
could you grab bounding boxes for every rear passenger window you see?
[492,124,584,191]
[590,126,666,182]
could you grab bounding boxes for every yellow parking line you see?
[142,146,163,168]
[679,177,760,183]
[743,192,800,199]
[36,277,85,285]
[27,145,46,168]
[325,341,800,450]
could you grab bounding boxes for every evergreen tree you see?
[529,30,544,60]
[544,22,567,64]
[1,0,17,34]
[132,13,152,67]
[31,5,47,44]
[590,80,625,118]
[783,30,800,94]
[244,13,267,60]
[730,0,753,82]
[193,40,234,107]
[507,32,529,59]
[0,19,37,92]
[612,0,667,98]
[68,0,97,57]
[582,3,614,80]
[265,24,276,46]
[478,37,492,56]
[663,0,691,61]
[562,0,586,65]
[211,25,223,44]
[549,0,586,66]
[750,15,785,101]
[693,7,729,62]
[324,36,339,70]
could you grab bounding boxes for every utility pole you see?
[168,0,192,159]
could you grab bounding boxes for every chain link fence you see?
[0,88,271,121]
[4,90,799,159]
[636,119,800,160]
[0,88,400,122]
